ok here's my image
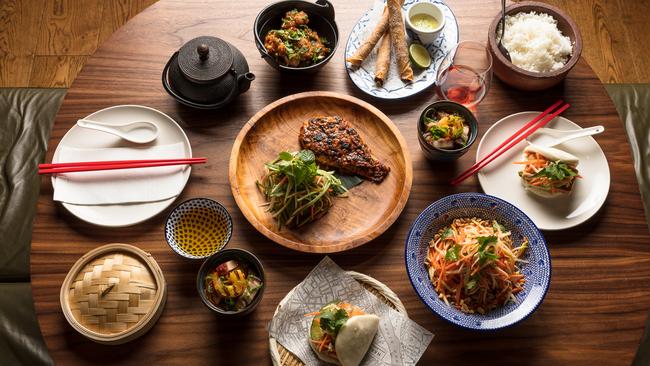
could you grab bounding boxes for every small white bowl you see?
[405,2,446,45]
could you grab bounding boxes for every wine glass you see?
[435,41,493,109]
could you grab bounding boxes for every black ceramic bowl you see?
[254,0,339,74]
[197,248,265,317]
[417,101,478,161]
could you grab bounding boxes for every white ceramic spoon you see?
[76,119,159,144]
[527,125,605,148]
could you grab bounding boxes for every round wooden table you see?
[31,1,650,364]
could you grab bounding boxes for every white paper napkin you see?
[53,143,188,205]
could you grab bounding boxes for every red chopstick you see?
[39,157,205,169]
[38,158,206,175]
[450,101,569,185]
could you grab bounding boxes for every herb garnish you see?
[428,125,449,140]
[445,244,461,261]
[477,236,498,264]
[319,308,349,335]
[492,220,506,233]
[440,227,454,240]
[532,161,577,181]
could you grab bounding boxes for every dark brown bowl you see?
[487,1,582,91]
[197,249,265,317]
[417,101,478,162]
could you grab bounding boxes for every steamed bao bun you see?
[520,144,580,198]
[308,302,380,366]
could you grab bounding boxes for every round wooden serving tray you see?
[269,271,408,366]
[229,91,412,253]
[60,243,167,345]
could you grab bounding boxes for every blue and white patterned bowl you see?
[405,193,551,330]
[165,198,233,260]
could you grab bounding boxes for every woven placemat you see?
[269,271,407,366]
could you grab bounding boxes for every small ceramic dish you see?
[164,198,233,259]
[197,248,266,317]
[405,193,551,330]
[417,100,478,161]
[405,2,446,45]
[253,0,339,74]
[487,1,582,91]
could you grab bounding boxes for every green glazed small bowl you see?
[417,100,478,161]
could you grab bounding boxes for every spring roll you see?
[387,0,413,81]
[374,32,391,86]
[346,8,389,66]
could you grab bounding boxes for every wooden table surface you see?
[31,0,650,365]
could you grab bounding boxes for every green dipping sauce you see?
[410,13,440,32]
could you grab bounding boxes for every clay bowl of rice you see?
[487,1,582,91]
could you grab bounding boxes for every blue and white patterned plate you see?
[404,193,551,330]
[345,0,459,100]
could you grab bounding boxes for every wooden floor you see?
[0,0,648,88]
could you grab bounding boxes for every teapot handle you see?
[315,0,335,23]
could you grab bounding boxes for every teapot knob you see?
[197,44,209,61]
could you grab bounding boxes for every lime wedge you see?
[409,43,432,68]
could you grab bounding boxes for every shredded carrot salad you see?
[425,217,528,314]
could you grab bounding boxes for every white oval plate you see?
[345,0,459,100]
[477,112,610,231]
[52,105,192,227]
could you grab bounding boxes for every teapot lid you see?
[178,36,233,83]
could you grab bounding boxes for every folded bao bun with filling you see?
[308,301,380,366]
[518,144,580,198]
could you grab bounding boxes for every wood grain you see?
[29,55,88,88]
[35,0,104,55]
[540,0,649,83]
[613,0,650,83]
[0,54,33,86]
[29,0,650,365]
[0,0,45,55]
[229,91,412,253]
[0,0,44,86]
[98,0,158,46]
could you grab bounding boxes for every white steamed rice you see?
[497,11,573,73]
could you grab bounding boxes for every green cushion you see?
[0,282,53,365]
[605,84,650,365]
[605,84,650,230]
[0,88,65,280]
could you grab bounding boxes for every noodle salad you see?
[425,217,529,314]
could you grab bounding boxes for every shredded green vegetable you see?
[256,150,347,229]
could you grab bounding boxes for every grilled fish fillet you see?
[298,116,390,183]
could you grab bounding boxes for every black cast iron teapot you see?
[162,36,255,109]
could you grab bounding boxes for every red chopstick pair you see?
[38,157,207,175]
[450,100,570,186]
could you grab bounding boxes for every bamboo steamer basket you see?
[60,243,167,345]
